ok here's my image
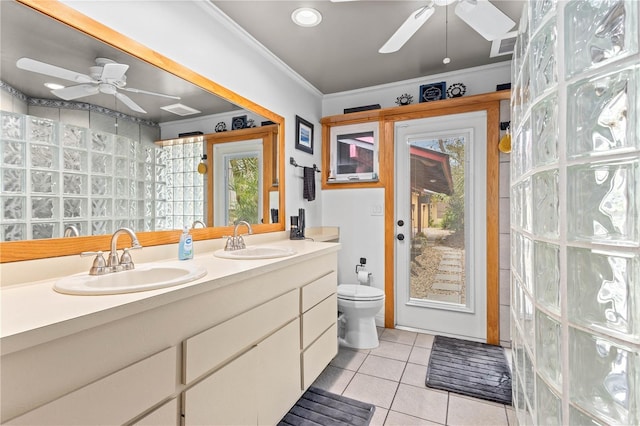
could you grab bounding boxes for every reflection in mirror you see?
[201,125,279,227]
[214,141,262,226]
[329,122,379,182]
[0,0,281,243]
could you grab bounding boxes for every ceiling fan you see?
[16,57,180,114]
[331,0,516,53]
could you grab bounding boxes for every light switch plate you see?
[370,204,384,216]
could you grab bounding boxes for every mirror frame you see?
[0,0,286,263]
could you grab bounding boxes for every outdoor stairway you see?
[428,246,464,303]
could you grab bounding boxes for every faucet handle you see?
[223,236,233,251]
[81,251,107,275]
[119,248,135,270]
[237,235,246,249]
[80,250,103,257]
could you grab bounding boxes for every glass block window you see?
[0,113,161,240]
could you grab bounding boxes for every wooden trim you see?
[337,92,509,342]
[0,223,283,263]
[382,121,396,329]
[486,103,501,345]
[1,0,285,263]
[203,126,279,227]
[320,91,510,125]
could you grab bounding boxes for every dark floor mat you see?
[426,335,512,405]
[278,386,375,426]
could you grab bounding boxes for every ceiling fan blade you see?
[51,84,99,100]
[379,6,435,54]
[455,0,516,41]
[120,87,180,100]
[115,92,147,113]
[100,63,129,81]
[16,58,94,83]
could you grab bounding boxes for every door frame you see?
[321,91,508,344]
[383,99,502,344]
[394,111,488,340]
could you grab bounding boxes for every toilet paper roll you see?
[357,270,370,284]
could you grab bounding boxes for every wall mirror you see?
[0,0,285,262]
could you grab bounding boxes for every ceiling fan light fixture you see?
[291,8,322,27]
[434,0,457,6]
[44,82,64,90]
[379,6,435,53]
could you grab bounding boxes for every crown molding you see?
[197,1,323,98]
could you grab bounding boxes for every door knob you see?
[397,220,405,226]
[397,233,405,241]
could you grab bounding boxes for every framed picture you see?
[295,115,314,154]
[419,82,447,102]
[231,115,247,130]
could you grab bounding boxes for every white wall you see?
[61,0,325,227]
[320,63,512,328]
[322,62,511,115]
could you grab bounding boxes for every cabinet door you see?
[256,320,301,425]
[183,347,257,426]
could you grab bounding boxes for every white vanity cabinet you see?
[6,347,178,425]
[182,289,301,425]
[1,244,339,426]
[300,273,339,389]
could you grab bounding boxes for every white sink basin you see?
[214,246,296,260]
[53,262,207,295]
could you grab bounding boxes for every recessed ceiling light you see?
[291,7,322,27]
[44,82,64,90]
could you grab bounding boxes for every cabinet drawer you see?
[301,323,338,389]
[8,346,177,426]
[301,271,336,313]
[301,293,337,350]
[183,289,298,384]
[183,346,258,426]
[134,398,179,425]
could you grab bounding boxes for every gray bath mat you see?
[426,335,512,405]
[278,386,375,426]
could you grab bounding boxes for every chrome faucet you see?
[81,227,143,275]
[224,221,253,251]
[63,225,80,237]
[192,220,206,229]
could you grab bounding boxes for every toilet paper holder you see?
[355,257,372,277]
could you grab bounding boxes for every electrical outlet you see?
[370,204,383,216]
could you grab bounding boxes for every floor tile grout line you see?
[445,390,451,425]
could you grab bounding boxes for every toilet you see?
[337,284,385,349]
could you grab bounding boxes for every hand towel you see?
[303,166,316,201]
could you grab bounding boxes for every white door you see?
[213,140,263,226]
[395,111,487,341]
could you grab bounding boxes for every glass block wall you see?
[511,1,639,425]
[0,112,166,240]
[157,138,205,231]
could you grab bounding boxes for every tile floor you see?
[311,328,516,426]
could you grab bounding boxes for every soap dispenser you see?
[178,226,194,260]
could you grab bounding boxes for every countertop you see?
[1,239,340,356]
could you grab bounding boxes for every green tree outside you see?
[227,156,259,225]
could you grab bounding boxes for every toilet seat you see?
[337,284,385,301]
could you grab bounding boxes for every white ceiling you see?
[211,0,525,94]
[0,1,241,123]
[1,1,524,124]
